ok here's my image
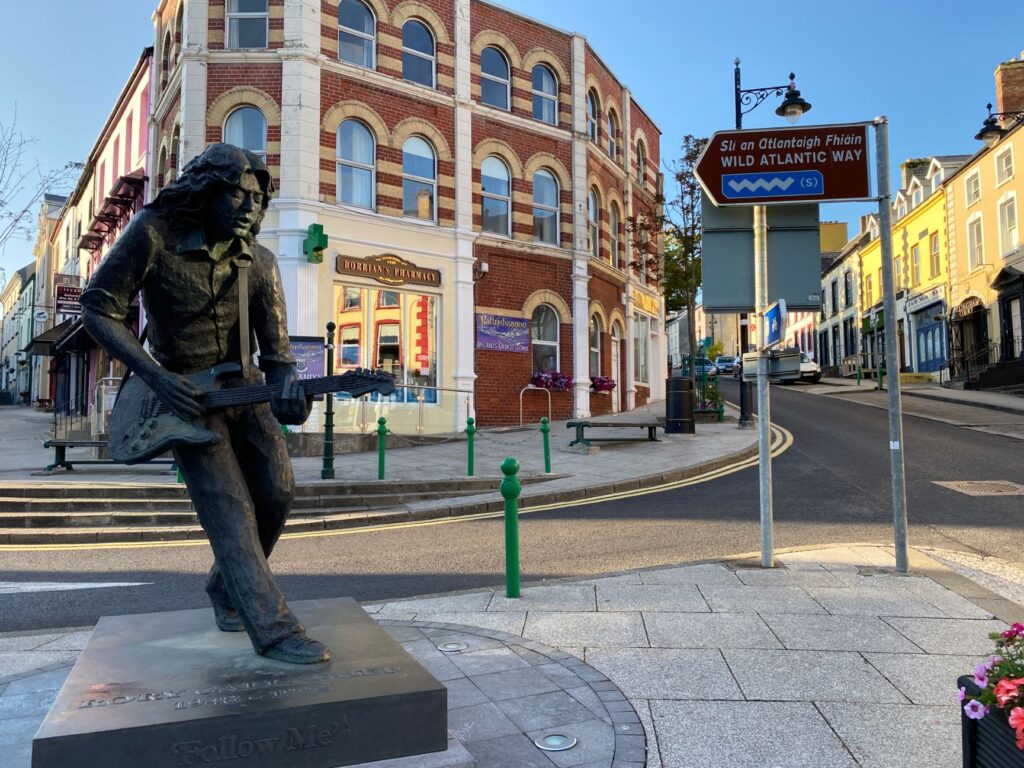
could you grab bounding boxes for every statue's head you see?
[149,143,274,244]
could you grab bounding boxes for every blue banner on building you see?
[289,336,326,380]
[475,314,529,353]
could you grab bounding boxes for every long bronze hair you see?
[148,143,273,244]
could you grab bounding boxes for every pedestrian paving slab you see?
[1,545,1018,767]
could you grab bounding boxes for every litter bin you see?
[665,376,695,434]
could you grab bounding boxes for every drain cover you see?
[934,481,1024,497]
[535,733,577,751]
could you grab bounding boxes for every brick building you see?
[152,0,664,429]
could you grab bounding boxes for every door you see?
[1010,298,1022,358]
[610,323,622,413]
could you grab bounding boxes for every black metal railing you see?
[947,342,1000,385]
[52,393,89,440]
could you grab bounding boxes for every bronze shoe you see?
[260,633,332,664]
[211,602,245,632]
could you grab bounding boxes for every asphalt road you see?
[3,379,1023,632]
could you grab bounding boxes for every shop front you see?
[906,286,947,374]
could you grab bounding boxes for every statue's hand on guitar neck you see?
[145,369,205,420]
[266,364,311,425]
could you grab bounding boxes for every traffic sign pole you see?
[874,117,910,574]
[754,205,774,568]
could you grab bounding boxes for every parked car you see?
[799,352,821,383]
[714,356,736,376]
[695,359,718,378]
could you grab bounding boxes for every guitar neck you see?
[200,374,376,410]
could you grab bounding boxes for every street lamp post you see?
[732,59,811,433]
[732,58,811,567]
[974,103,1024,147]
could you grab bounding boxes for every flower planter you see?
[960,675,1024,767]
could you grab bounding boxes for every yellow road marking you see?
[1,424,792,553]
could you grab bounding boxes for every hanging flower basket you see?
[590,376,617,393]
[531,371,571,391]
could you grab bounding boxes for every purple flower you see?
[957,686,967,702]
[974,671,989,688]
[964,700,988,720]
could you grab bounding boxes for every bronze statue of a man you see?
[81,143,330,665]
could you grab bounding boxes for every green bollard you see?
[879,366,885,391]
[540,417,551,474]
[321,321,337,479]
[500,457,521,598]
[466,417,476,477]
[857,365,862,386]
[377,417,388,480]
[175,464,184,484]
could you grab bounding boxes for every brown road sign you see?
[695,122,873,206]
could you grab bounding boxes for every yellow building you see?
[857,156,966,374]
[945,94,1024,387]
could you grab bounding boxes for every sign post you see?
[697,120,884,570]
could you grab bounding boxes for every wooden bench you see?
[43,439,175,472]
[566,420,662,447]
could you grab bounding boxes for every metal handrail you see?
[519,385,552,428]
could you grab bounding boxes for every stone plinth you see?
[32,598,447,768]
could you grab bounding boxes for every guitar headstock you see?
[336,367,397,398]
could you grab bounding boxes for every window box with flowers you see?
[531,371,571,391]
[958,622,1024,766]
[590,376,616,394]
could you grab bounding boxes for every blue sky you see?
[1,0,1022,280]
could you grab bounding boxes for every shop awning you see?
[22,319,74,357]
[52,319,97,355]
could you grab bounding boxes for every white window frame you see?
[338,0,376,70]
[401,136,437,223]
[589,314,602,378]
[609,202,620,267]
[480,155,511,237]
[930,232,940,277]
[967,213,985,270]
[633,312,649,383]
[336,119,375,210]
[911,185,923,208]
[227,0,268,50]
[223,106,267,163]
[531,64,557,125]
[865,274,873,307]
[929,169,943,194]
[586,91,599,143]
[911,243,920,286]
[588,187,600,260]
[531,304,560,373]
[965,170,981,206]
[480,46,510,111]
[635,141,646,186]
[996,146,1015,187]
[401,19,435,88]
[998,192,1019,257]
[606,110,618,160]
[531,169,559,245]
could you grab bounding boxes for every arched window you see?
[589,314,602,377]
[532,169,558,245]
[635,140,646,186]
[481,156,511,236]
[336,119,375,209]
[531,305,559,373]
[161,31,172,87]
[586,90,599,142]
[402,136,435,221]
[157,146,168,190]
[402,19,434,88]
[338,0,375,69]
[609,202,620,266]
[531,65,557,124]
[480,47,510,110]
[606,110,618,160]
[227,0,268,49]
[224,107,267,162]
[588,187,600,260]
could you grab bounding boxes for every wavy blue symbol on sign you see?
[722,170,824,200]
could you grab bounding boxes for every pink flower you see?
[994,678,1023,706]
[1009,707,1024,733]
[957,686,967,703]
[1003,623,1024,639]
[964,700,988,720]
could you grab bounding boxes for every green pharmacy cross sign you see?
[303,223,328,264]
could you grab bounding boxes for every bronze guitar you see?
[108,363,395,464]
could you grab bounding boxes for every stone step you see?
[0,497,196,513]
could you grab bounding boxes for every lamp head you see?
[975,103,1006,148]
[775,73,812,124]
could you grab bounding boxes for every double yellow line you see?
[1,423,792,552]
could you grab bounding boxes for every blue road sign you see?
[763,299,787,348]
[722,170,824,201]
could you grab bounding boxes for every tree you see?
[0,106,82,260]
[628,134,707,372]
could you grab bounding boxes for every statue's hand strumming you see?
[267,365,311,425]
[147,370,204,420]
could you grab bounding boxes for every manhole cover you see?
[934,481,1024,497]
